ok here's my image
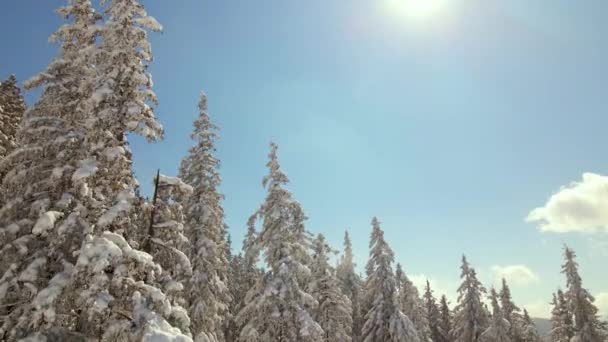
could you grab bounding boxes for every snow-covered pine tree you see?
[520,309,541,342]
[479,288,511,342]
[179,92,231,342]
[550,289,575,342]
[147,173,194,336]
[362,217,420,342]
[78,0,163,233]
[438,295,453,342]
[422,280,442,342]
[226,215,263,341]
[451,256,489,342]
[396,263,430,341]
[225,253,245,341]
[236,143,322,342]
[499,278,523,341]
[0,75,25,164]
[336,230,363,342]
[0,1,100,339]
[62,1,191,340]
[561,246,608,342]
[310,234,353,342]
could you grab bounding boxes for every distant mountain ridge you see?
[533,317,551,340]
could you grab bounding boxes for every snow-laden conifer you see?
[147,174,194,336]
[561,246,607,342]
[62,1,191,340]
[179,92,231,342]
[236,143,322,342]
[226,216,263,341]
[0,1,99,339]
[396,263,430,341]
[451,256,489,342]
[78,0,163,232]
[310,234,353,342]
[479,288,512,342]
[499,278,523,341]
[520,309,541,342]
[438,295,453,342]
[0,75,25,164]
[422,280,442,342]
[336,231,363,342]
[362,218,420,342]
[550,289,575,342]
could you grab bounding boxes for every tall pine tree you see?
[561,246,607,342]
[452,256,489,342]
[422,280,442,342]
[396,263,430,341]
[336,230,363,342]
[479,288,511,342]
[148,174,194,337]
[310,234,353,342]
[520,309,541,342]
[550,289,575,342]
[179,92,231,342]
[236,143,322,342]
[362,218,419,342]
[0,1,99,339]
[438,295,453,342]
[499,278,523,341]
[0,75,25,164]
[62,1,191,339]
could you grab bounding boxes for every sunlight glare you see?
[384,0,449,23]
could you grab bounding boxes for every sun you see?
[384,0,449,22]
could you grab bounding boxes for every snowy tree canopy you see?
[362,218,420,342]
[336,231,363,342]
[561,246,607,342]
[0,75,25,164]
[479,288,512,342]
[452,256,489,342]
[310,234,353,342]
[179,92,231,342]
[236,143,322,342]
[550,289,575,342]
[396,263,430,342]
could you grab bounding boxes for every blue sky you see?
[2,0,607,318]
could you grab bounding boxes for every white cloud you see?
[524,300,552,319]
[490,265,539,286]
[596,292,608,319]
[526,173,608,233]
[409,273,457,305]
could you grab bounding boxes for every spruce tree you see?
[80,0,163,232]
[422,280,442,342]
[438,295,453,342]
[479,288,511,342]
[61,1,191,339]
[0,75,25,163]
[336,231,363,342]
[148,174,194,337]
[550,290,575,342]
[520,309,541,342]
[310,234,353,342]
[0,1,99,339]
[362,217,420,342]
[396,263,430,341]
[561,246,607,342]
[236,143,322,342]
[499,278,523,341]
[452,256,489,342]
[179,92,231,342]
